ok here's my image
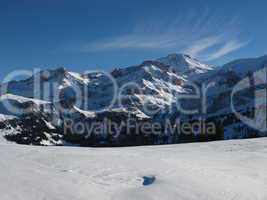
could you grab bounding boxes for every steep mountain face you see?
[1,55,203,117]
[110,60,188,116]
[0,54,266,146]
[0,67,90,100]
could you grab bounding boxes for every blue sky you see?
[0,0,266,79]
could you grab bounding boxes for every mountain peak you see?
[54,67,67,73]
[164,53,191,59]
[47,67,67,76]
[157,53,212,76]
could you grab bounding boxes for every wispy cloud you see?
[68,10,249,61]
[184,36,222,57]
[185,36,250,61]
[204,40,250,61]
[83,35,178,51]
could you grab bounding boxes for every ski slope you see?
[0,138,267,200]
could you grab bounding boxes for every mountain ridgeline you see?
[0,54,267,146]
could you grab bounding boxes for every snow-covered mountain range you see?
[0,53,266,146]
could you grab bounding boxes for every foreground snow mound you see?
[0,138,266,200]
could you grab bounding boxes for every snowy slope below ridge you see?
[0,93,95,119]
[198,55,267,113]
[0,93,49,105]
[222,54,267,75]
[0,94,51,117]
[0,113,16,122]
[0,138,266,200]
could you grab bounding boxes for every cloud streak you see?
[185,37,250,61]
[184,36,222,57]
[73,10,249,61]
[204,40,250,61]
[84,35,178,51]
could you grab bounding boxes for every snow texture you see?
[0,138,266,200]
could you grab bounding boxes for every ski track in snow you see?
[0,138,267,200]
